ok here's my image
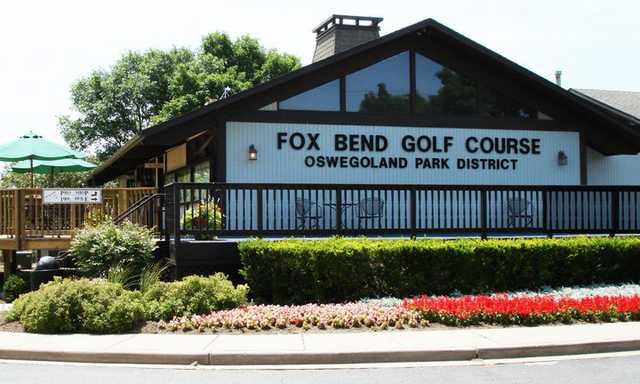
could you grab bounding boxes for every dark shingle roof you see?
[572,89,640,121]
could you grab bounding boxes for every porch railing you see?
[165,183,640,241]
[0,188,158,248]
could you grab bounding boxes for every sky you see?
[0,0,638,147]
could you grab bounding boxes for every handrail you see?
[113,193,164,224]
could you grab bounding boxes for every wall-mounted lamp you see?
[558,151,568,166]
[248,144,258,161]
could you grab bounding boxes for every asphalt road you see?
[2,352,640,384]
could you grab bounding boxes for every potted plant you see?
[183,199,224,240]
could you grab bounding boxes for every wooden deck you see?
[0,187,157,252]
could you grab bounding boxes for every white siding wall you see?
[226,122,580,186]
[587,148,640,186]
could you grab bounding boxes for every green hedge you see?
[239,237,640,304]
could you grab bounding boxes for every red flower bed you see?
[402,294,640,326]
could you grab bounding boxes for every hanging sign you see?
[43,189,102,204]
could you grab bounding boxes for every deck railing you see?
[0,188,157,249]
[165,183,640,241]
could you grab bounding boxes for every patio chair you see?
[506,197,534,227]
[295,198,322,229]
[357,197,385,226]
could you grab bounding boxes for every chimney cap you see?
[313,14,383,35]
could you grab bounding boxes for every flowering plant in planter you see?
[182,199,224,240]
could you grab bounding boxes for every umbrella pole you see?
[50,168,54,187]
[30,158,34,188]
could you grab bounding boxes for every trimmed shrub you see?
[2,274,29,302]
[70,220,157,277]
[239,237,640,304]
[143,273,249,321]
[7,277,144,333]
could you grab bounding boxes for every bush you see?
[70,220,157,277]
[7,277,144,333]
[2,274,29,302]
[143,273,249,321]
[239,237,640,304]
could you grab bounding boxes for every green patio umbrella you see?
[0,131,82,187]
[11,158,96,187]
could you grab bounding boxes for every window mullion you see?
[410,50,416,114]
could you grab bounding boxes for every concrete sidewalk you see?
[1,322,640,365]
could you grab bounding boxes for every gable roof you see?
[89,18,640,185]
[571,88,640,121]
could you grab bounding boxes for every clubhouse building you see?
[87,15,640,272]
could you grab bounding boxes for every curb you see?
[477,339,640,360]
[1,340,640,365]
[0,349,208,365]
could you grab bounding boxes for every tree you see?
[359,83,410,113]
[0,167,90,188]
[59,33,301,160]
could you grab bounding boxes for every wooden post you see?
[14,190,25,251]
[70,204,77,232]
[118,189,128,216]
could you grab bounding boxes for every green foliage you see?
[106,262,137,289]
[143,273,249,321]
[70,220,157,278]
[83,209,112,227]
[60,33,300,159]
[239,237,640,304]
[359,83,410,113]
[7,277,144,333]
[0,167,91,188]
[2,274,29,302]
[182,200,224,239]
[138,262,168,294]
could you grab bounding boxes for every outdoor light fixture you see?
[558,151,568,166]
[248,145,258,161]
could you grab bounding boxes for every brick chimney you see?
[312,15,383,62]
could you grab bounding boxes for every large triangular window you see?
[345,51,410,113]
[260,51,547,119]
[415,53,540,119]
[279,80,340,111]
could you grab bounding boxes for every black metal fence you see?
[164,183,640,241]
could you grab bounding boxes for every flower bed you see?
[161,284,640,333]
[160,303,426,332]
[403,294,640,326]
